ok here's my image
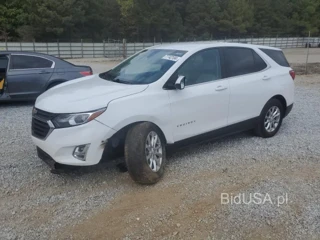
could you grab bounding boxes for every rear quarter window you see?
[222,47,267,78]
[260,49,290,67]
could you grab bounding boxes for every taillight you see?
[289,70,295,80]
[80,71,92,76]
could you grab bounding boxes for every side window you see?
[253,51,268,71]
[259,48,290,67]
[10,55,53,70]
[176,49,221,86]
[0,55,8,69]
[223,48,267,78]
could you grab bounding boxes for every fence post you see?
[286,36,289,49]
[5,39,8,51]
[81,39,84,58]
[143,40,145,49]
[70,41,73,58]
[93,42,95,58]
[134,42,136,54]
[20,41,22,51]
[123,39,127,59]
[33,39,36,52]
[102,40,105,57]
[46,42,49,54]
[306,31,311,74]
[57,40,60,57]
[153,37,155,46]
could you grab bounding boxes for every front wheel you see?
[255,99,284,138]
[125,123,166,184]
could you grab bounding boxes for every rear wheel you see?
[255,99,284,138]
[125,122,166,184]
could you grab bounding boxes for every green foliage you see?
[0,0,320,41]
[0,0,25,40]
[290,0,320,35]
[218,0,254,36]
[184,0,220,39]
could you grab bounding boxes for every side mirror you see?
[175,76,186,90]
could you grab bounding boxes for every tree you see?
[117,0,183,41]
[75,0,121,40]
[1,0,320,41]
[0,0,25,40]
[185,0,220,40]
[218,0,254,37]
[290,0,320,35]
[20,0,85,40]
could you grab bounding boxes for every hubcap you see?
[145,131,163,172]
[264,106,281,133]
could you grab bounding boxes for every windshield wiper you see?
[99,72,134,84]
[112,78,134,84]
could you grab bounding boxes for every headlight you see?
[52,108,106,128]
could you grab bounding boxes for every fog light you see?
[73,144,90,161]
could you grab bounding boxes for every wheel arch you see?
[110,121,168,145]
[101,121,168,161]
[45,79,67,90]
[259,95,287,118]
[270,95,287,112]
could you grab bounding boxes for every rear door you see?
[221,47,270,125]
[7,54,54,99]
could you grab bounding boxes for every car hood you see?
[36,75,148,113]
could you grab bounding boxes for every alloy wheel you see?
[264,106,281,133]
[145,131,163,172]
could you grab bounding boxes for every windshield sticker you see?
[172,50,187,56]
[162,55,182,62]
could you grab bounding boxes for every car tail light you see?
[289,70,295,80]
[80,71,92,76]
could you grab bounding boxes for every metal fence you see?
[0,37,319,59]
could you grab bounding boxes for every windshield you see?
[99,49,187,85]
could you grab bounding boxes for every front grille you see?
[34,109,57,121]
[32,108,57,139]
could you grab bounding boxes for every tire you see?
[254,99,284,138]
[125,122,166,185]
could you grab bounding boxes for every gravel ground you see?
[1,50,320,239]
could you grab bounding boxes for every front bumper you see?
[32,120,116,166]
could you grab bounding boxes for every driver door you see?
[167,48,230,142]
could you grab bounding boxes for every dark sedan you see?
[0,51,92,101]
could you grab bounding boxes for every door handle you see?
[262,75,271,81]
[215,85,228,91]
[39,70,50,74]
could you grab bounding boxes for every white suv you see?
[32,43,295,184]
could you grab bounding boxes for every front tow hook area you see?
[50,163,78,174]
[37,147,77,174]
